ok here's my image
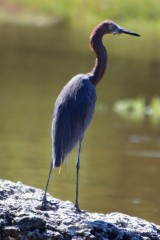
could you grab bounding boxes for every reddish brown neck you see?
[89,28,107,86]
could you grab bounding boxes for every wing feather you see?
[52,74,96,167]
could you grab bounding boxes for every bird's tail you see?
[52,150,66,168]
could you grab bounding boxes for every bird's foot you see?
[39,195,50,210]
[42,195,47,205]
[74,203,81,213]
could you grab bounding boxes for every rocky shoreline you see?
[0,179,159,240]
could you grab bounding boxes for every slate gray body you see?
[52,73,96,167]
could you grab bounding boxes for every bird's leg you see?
[42,160,53,205]
[75,138,83,212]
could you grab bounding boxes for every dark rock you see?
[0,179,159,240]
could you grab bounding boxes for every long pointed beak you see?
[119,27,140,37]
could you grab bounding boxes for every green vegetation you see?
[113,96,160,126]
[5,0,160,28]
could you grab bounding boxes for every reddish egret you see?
[43,20,140,211]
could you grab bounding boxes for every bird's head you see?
[102,20,140,37]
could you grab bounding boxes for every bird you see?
[42,20,140,212]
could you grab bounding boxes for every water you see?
[0,23,160,224]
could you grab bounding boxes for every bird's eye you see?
[109,24,116,32]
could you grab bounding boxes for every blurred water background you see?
[0,0,160,225]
